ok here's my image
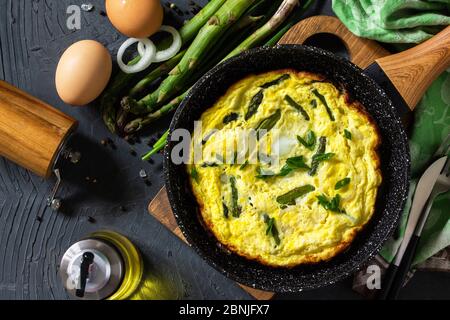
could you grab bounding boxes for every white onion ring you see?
[137,43,146,59]
[117,37,156,74]
[138,25,182,63]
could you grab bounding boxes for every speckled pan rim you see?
[164,45,410,293]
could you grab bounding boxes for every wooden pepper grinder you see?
[0,80,79,210]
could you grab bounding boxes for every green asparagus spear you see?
[263,214,281,245]
[116,108,130,133]
[256,109,282,138]
[264,0,314,46]
[138,0,309,129]
[260,74,290,89]
[141,130,170,160]
[100,0,227,132]
[128,49,186,98]
[276,185,315,205]
[230,176,241,217]
[123,0,258,115]
[126,12,268,134]
[128,12,266,100]
[245,90,264,120]
[141,0,314,160]
[125,91,188,134]
[284,94,310,120]
[224,0,301,59]
[178,0,229,43]
[312,89,335,121]
[335,177,351,190]
[308,136,335,176]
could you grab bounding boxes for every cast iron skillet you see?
[163,44,410,292]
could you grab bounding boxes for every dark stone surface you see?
[0,0,448,300]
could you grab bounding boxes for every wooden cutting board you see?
[147,16,389,300]
[148,188,275,300]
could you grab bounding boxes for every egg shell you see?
[55,40,112,106]
[106,0,164,38]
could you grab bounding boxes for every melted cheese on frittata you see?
[187,70,381,267]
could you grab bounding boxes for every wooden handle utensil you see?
[278,15,390,69]
[375,25,450,109]
[280,16,450,110]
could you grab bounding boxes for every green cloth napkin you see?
[332,0,450,265]
[332,0,450,43]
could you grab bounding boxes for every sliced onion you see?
[137,42,148,60]
[117,38,156,74]
[138,25,182,63]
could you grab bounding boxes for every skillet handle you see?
[375,25,450,111]
[278,15,390,69]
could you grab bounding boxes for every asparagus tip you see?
[120,96,134,112]
[124,119,142,134]
[104,120,117,134]
[115,108,130,136]
[100,95,118,133]
[122,96,148,116]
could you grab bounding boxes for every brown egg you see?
[55,40,112,106]
[106,0,164,38]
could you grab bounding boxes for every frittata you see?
[187,69,381,267]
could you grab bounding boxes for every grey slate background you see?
[0,0,448,300]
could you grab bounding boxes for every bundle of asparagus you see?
[98,0,313,159]
[101,0,228,132]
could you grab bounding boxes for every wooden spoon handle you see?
[375,25,450,110]
[279,15,389,69]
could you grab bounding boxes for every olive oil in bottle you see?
[59,230,143,300]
